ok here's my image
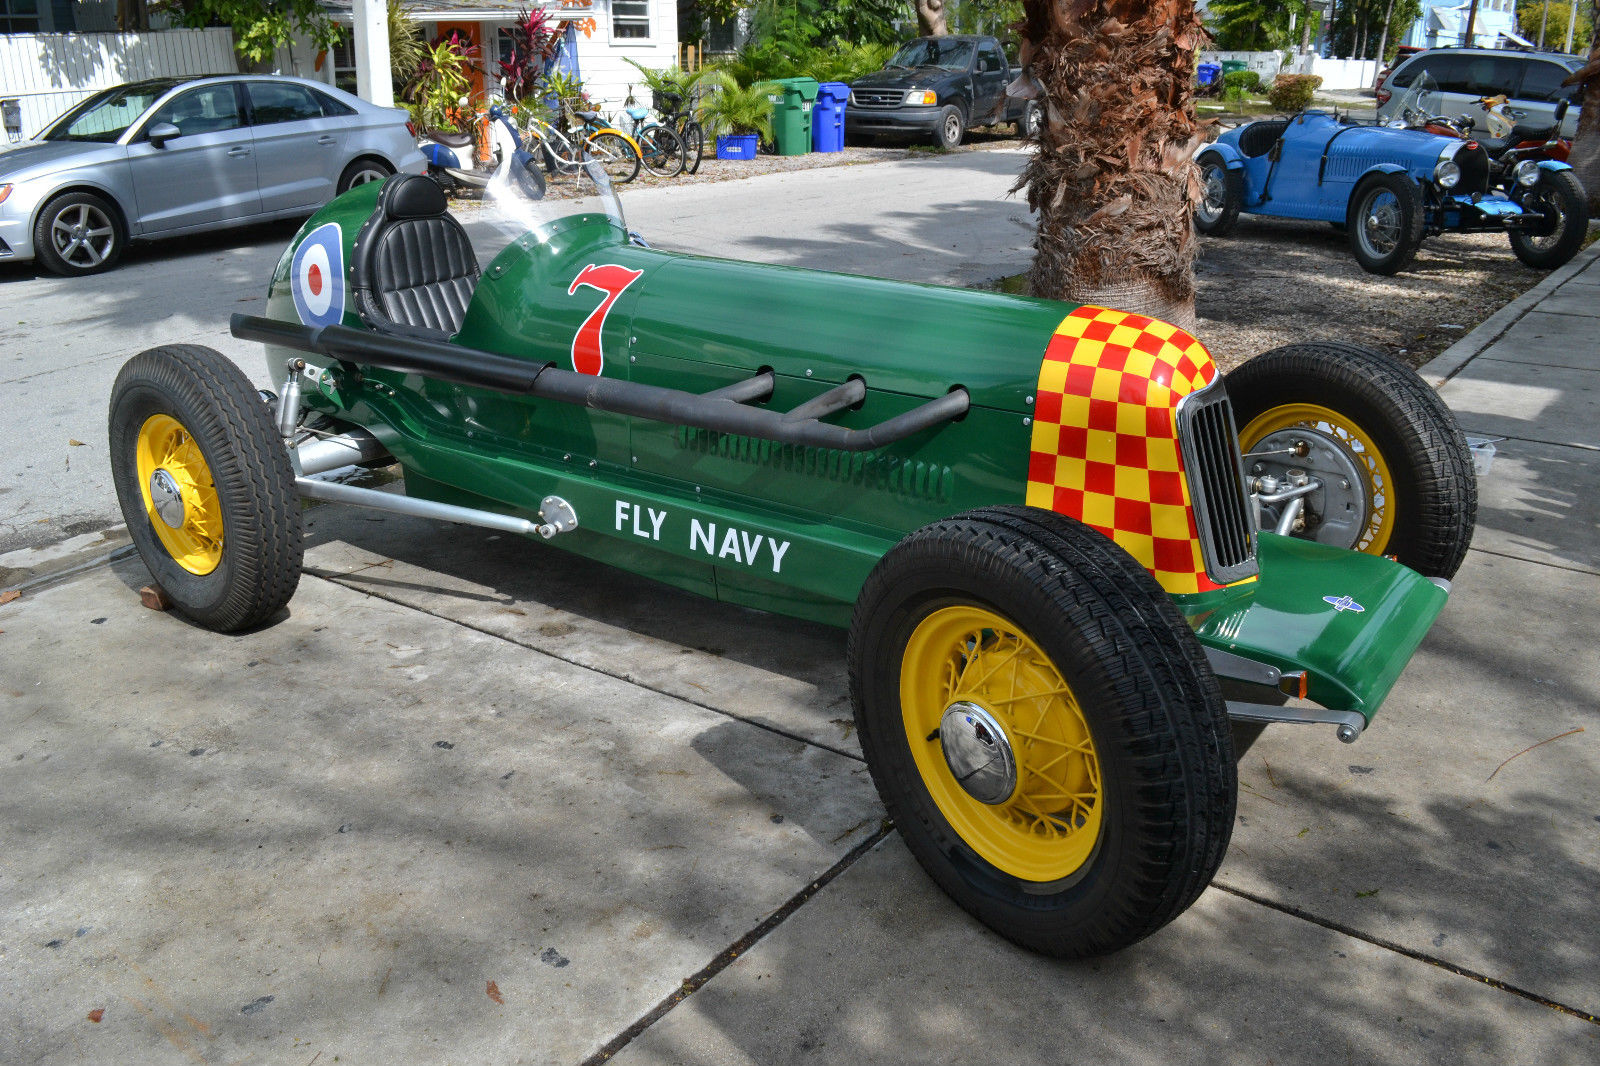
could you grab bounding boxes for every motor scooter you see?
[414,104,543,198]
[1390,73,1573,193]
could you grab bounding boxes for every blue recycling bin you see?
[813,81,849,153]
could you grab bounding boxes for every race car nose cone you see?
[939,702,1017,805]
[149,469,185,529]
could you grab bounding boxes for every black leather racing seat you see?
[351,174,480,342]
[1237,119,1289,158]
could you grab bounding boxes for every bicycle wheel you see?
[681,120,705,175]
[536,124,583,176]
[584,130,642,183]
[638,124,685,177]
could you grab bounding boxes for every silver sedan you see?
[0,74,425,276]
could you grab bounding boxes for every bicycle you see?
[621,86,685,178]
[521,105,641,185]
[655,88,705,176]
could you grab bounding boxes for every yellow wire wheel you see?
[1238,402,1396,556]
[135,413,224,575]
[900,605,1102,882]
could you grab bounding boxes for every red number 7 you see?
[568,263,644,376]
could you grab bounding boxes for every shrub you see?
[1269,73,1323,113]
[1223,69,1262,96]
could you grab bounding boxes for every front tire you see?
[1509,168,1587,270]
[585,131,642,184]
[34,191,124,276]
[850,506,1235,957]
[1016,100,1042,140]
[1194,155,1243,236]
[936,104,966,150]
[109,345,303,632]
[1347,172,1425,275]
[1228,343,1477,579]
[638,125,685,177]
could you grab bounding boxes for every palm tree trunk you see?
[1016,0,1206,330]
[1373,0,1396,74]
[916,1,949,37]
[1563,15,1600,215]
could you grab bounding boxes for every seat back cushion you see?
[355,174,480,339]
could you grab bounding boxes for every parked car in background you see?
[1376,48,1583,138]
[1196,109,1588,274]
[1374,44,1426,97]
[0,75,424,276]
[845,34,1038,148]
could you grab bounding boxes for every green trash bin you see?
[767,76,819,156]
[1220,59,1248,76]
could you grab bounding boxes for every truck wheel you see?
[108,345,303,632]
[1509,168,1587,270]
[1228,342,1476,580]
[849,506,1235,958]
[1194,155,1243,236]
[1347,172,1424,275]
[936,105,966,149]
[1016,101,1042,139]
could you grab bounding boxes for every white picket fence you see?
[0,29,235,140]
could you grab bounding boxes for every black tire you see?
[1227,342,1476,579]
[638,125,685,177]
[849,506,1235,958]
[1509,168,1588,270]
[936,104,966,149]
[585,131,641,184]
[1194,155,1244,237]
[33,190,124,276]
[1016,100,1042,140]
[1346,172,1425,275]
[337,157,394,194]
[108,345,303,632]
[682,120,705,174]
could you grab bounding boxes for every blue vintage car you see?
[1195,110,1587,274]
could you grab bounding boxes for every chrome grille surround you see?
[1175,378,1258,585]
[851,89,905,108]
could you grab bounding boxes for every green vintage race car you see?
[107,164,1476,958]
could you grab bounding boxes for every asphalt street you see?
[2,151,1597,1064]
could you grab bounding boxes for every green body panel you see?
[258,186,1450,720]
[1183,533,1448,720]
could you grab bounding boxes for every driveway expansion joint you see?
[1213,882,1600,1027]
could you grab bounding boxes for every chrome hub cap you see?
[149,468,186,529]
[939,701,1017,805]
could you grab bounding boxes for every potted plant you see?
[697,71,774,160]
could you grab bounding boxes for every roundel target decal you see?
[291,222,345,328]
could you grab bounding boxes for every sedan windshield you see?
[888,38,975,71]
[41,81,182,143]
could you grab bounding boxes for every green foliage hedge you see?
[1223,69,1263,95]
[1268,74,1324,113]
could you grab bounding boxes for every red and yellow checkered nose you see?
[1026,305,1222,596]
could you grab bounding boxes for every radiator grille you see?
[1176,382,1258,584]
[851,89,904,108]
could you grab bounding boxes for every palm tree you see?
[1015,0,1208,330]
[1564,7,1600,214]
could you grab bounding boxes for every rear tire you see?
[337,158,394,194]
[108,345,303,631]
[850,506,1235,957]
[1016,100,1042,139]
[585,131,641,183]
[638,125,685,177]
[682,120,705,174]
[1227,343,1476,579]
[1509,168,1587,270]
[1347,172,1424,275]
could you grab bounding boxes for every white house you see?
[1402,0,1530,49]
[289,0,680,116]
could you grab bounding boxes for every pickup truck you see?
[846,34,1039,149]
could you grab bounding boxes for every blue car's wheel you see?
[1347,172,1424,275]
[1194,156,1243,237]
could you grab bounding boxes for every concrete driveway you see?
[2,153,1597,1064]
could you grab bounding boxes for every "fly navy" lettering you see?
[611,499,793,574]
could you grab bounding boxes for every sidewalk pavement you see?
[2,243,1598,1064]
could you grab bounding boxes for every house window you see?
[331,39,358,95]
[613,0,650,40]
[1,0,42,34]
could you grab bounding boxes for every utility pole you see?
[1463,0,1480,47]
[1563,0,1576,53]
[1538,2,1549,49]
[352,0,393,108]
